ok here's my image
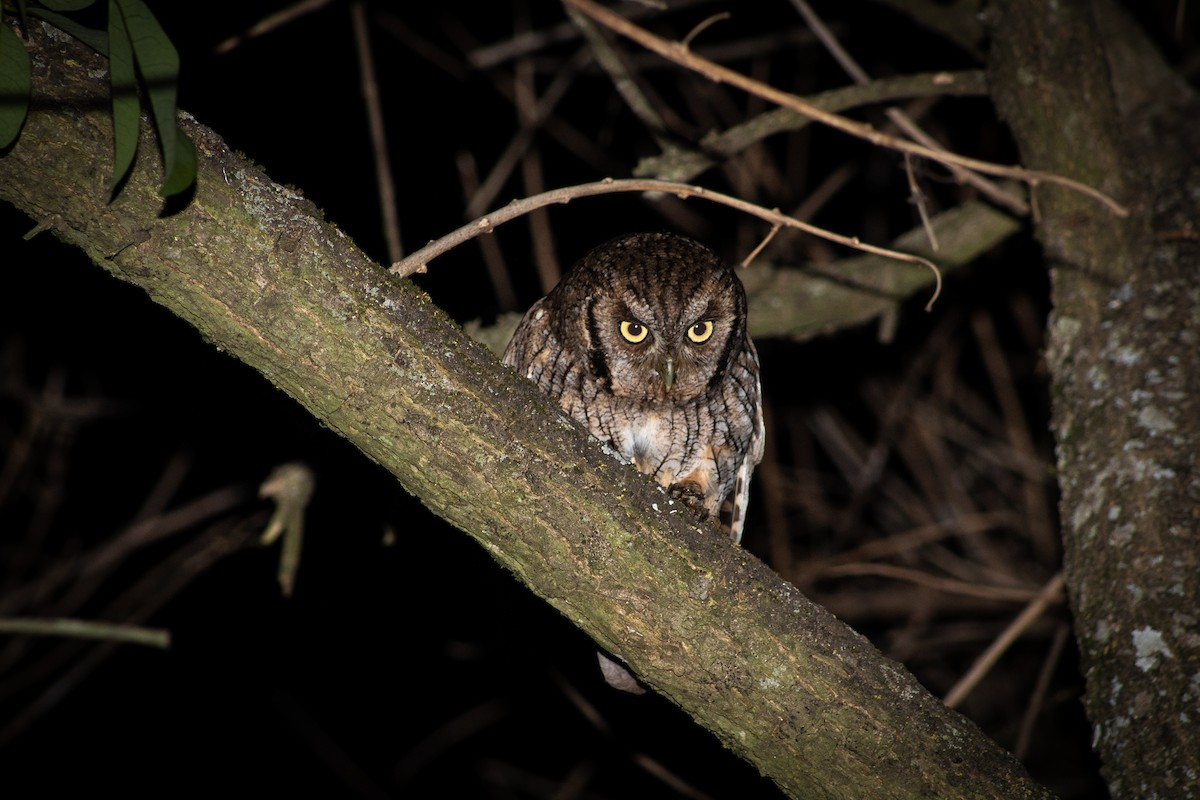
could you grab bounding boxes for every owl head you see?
[550,232,749,403]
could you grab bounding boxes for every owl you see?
[503,232,765,690]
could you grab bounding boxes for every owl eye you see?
[687,320,715,343]
[619,320,649,344]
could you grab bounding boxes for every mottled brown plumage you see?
[504,231,764,541]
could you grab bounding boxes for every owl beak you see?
[659,356,676,392]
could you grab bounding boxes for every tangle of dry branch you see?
[563,0,1129,218]
[391,178,944,309]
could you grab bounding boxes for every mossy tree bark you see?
[0,22,1051,800]
[988,1,1200,796]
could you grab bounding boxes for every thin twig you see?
[631,752,717,800]
[741,223,781,267]
[681,12,730,50]
[214,0,335,55]
[822,563,1045,603]
[637,70,989,184]
[352,3,403,262]
[564,0,1127,217]
[1015,621,1072,759]
[565,5,672,150]
[943,572,1066,708]
[0,516,262,747]
[805,510,1020,574]
[466,0,690,69]
[465,49,588,219]
[970,310,1058,564]
[514,41,561,293]
[455,151,517,309]
[0,483,251,616]
[0,617,170,648]
[905,153,939,250]
[391,178,943,308]
[788,0,1029,216]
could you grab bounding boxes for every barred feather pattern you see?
[503,232,763,543]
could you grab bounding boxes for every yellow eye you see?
[619,320,649,343]
[687,320,715,343]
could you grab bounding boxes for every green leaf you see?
[107,0,138,190]
[14,0,29,30]
[0,23,32,149]
[38,0,99,11]
[158,123,195,198]
[26,9,109,54]
[112,0,180,183]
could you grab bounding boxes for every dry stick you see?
[788,0,1030,217]
[455,151,517,309]
[0,484,251,616]
[566,6,673,151]
[804,510,1020,576]
[466,0,703,69]
[213,0,334,55]
[514,50,561,293]
[1014,620,1072,760]
[943,571,1067,708]
[564,0,1128,218]
[391,178,943,308]
[553,670,613,735]
[740,222,781,267]
[0,370,61,511]
[905,153,939,250]
[453,26,629,180]
[391,698,511,784]
[822,562,1044,603]
[970,310,1059,565]
[736,57,788,202]
[374,13,471,81]
[129,451,191,523]
[639,70,989,185]
[352,2,403,263]
[631,752,718,800]
[555,669,714,800]
[465,49,587,219]
[0,617,170,648]
[0,517,262,747]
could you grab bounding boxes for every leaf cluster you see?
[0,0,194,196]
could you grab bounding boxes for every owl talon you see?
[668,482,709,518]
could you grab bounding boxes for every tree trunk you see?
[988,1,1200,796]
[0,22,1050,800]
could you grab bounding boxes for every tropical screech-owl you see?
[504,231,764,538]
[504,232,764,691]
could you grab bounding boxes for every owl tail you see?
[596,650,647,694]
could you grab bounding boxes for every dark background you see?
[2,1,1194,797]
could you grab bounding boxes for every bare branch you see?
[391,178,944,308]
[564,0,1128,217]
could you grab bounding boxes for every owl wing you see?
[725,356,765,545]
[502,297,550,380]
